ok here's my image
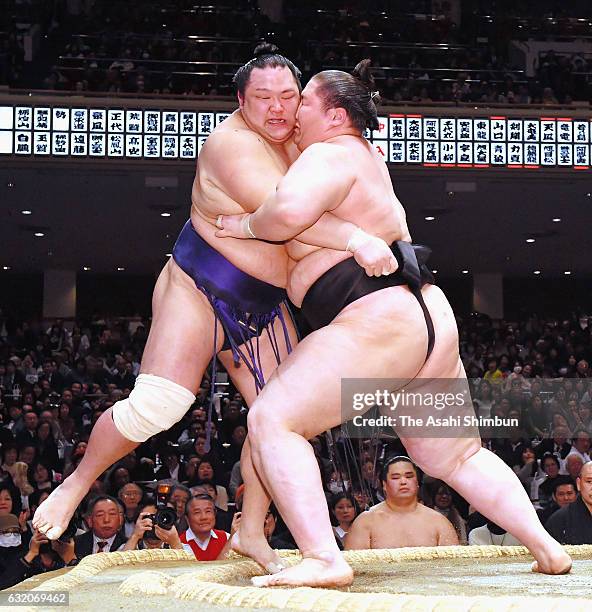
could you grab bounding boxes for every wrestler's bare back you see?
[286,136,411,305]
[347,502,459,549]
[190,110,297,287]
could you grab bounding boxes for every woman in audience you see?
[426,480,467,545]
[531,453,561,508]
[28,461,57,493]
[36,421,60,472]
[0,483,30,541]
[473,380,493,418]
[196,460,228,511]
[57,402,76,442]
[513,445,538,494]
[183,455,201,486]
[329,493,359,548]
[1,444,18,481]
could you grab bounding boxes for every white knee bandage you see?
[112,373,195,442]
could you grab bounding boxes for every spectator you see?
[513,444,538,493]
[263,504,296,550]
[17,444,37,467]
[345,456,458,549]
[483,358,504,385]
[566,430,592,464]
[15,412,39,448]
[0,514,28,589]
[195,460,228,511]
[1,443,18,480]
[545,462,592,544]
[538,476,577,527]
[176,494,235,561]
[4,405,24,435]
[0,529,77,589]
[0,483,23,519]
[57,402,76,441]
[329,493,359,548]
[565,453,584,481]
[155,447,186,482]
[118,482,144,538]
[74,496,127,559]
[426,480,468,545]
[227,460,243,501]
[28,461,56,493]
[183,455,202,486]
[468,519,523,546]
[107,466,130,496]
[35,421,60,472]
[169,484,191,533]
[191,481,232,532]
[535,425,572,460]
[531,453,561,507]
[122,502,181,551]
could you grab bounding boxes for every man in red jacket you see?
[176,494,233,561]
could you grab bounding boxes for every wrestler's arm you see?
[343,513,372,550]
[249,143,354,241]
[216,141,398,275]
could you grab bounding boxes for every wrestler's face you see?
[382,461,419,502]
[294,79,330,150]
[239,66,300,144]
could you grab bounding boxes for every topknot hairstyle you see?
[313,59,380,132]
[232,42,302,96]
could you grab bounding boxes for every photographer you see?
[0,527,76,590]
[122,502,181,551]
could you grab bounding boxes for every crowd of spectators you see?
[2,0,592,105]
[0,307,591,588]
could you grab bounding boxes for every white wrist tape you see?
[346,227,372,253]
[112,373,195,442]
[241,214,257,239]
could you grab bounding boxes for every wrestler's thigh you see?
[248,288,429,440]
[140,258,224,393]
[394,284,481,475]
[218,303,299,407]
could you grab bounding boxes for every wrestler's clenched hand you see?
[347,229,399,277]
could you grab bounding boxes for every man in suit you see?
[15,411,39,448]
[546,462,592,544]
[74,496,127,560]
[535,426,572,460]
[39,359,65,394]
[155,447,186,482]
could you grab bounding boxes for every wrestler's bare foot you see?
[251,551,353,588]
[231,530,285,574]
[32,475,88,540]
[531,542,572,575]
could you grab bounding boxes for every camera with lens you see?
[57,519,77,543]
[143,483,177,539]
